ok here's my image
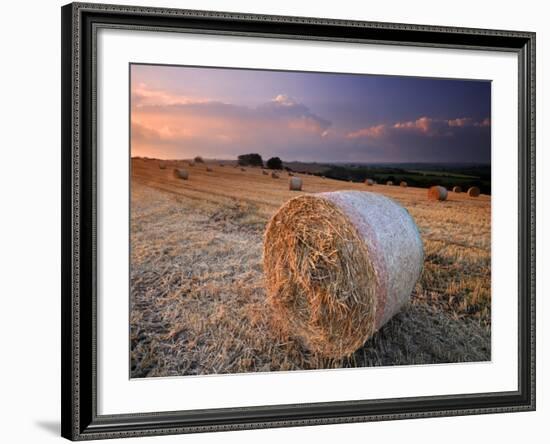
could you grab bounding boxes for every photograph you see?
[129,64,492,378]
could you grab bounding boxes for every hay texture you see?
[400,181,408,187]
[289,177,303,191]
[452,186,462,193]
[271,172,279,179]
[467,186,480,197]
[428,185,448,201]
[173,168,189,180]
[386,181,394,186]
[365,179,374,186]
[263,191,424,358]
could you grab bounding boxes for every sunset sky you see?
[131,64,491,163]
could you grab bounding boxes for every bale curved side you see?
[263,191,423,358]
[365,179,374,186]
[400,181,407,187]
[428,185,448,201]
[173,168,189,180]
[452,186,462,193]
[289,177,303,191]
[467,186,480,197]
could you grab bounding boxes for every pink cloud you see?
[131,82,211,108]
[347,116,490,140]
[131,87,332,158]
[347,124,387,139]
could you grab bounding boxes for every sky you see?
[130,64,491,164]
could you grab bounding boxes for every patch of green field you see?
[406,170,479,179]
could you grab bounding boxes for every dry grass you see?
[263,195,377,358]
[130,158,491,377]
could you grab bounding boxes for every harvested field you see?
[130,158,491,378]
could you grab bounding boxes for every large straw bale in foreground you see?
[263,191,423,358]
[428,185,448,201]
[467,186,480,197]
[173,168,189,180]
[289,177,303,191]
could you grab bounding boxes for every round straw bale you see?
[452,186,462,193]
[159,161,166,169]
[428,185,448,201]
[263,191,423,358]
[365,179,374,186]
[240,167,246,172]
[400,181,407,187]
[289,177,303,191]
[288,172,294,176]
[173,168,189,180]
[262,170,268,175]
[467,186,480,197]
[206,167,213,172]
[386,181,393,186]
[271,172,279,179]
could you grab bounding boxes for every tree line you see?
[237,153,283,170]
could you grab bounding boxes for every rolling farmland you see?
[130,157,491,378]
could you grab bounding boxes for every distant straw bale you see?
[288,172,294,177]
[240,167,246,172]
[428,185,448,201]
[467,186,480,197]
[188,162,195,167]
[289,177,303,191]
[263,191,423,358]
[271,172,279,179]
[386,181,393,186]
[365,179,374,186]
[173,168,189,180]
[159,161,166,169]
[452,186,462,193]
[262,170,269,175]
[206,167,213,172]
[400,181,407,187]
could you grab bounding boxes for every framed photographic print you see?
[61,2,536,440]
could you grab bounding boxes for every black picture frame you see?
[61,2,536,440]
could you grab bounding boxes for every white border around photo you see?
[96,27,518,416]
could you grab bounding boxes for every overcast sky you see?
[131,64,491,164]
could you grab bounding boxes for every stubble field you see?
[130,157,491,378]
